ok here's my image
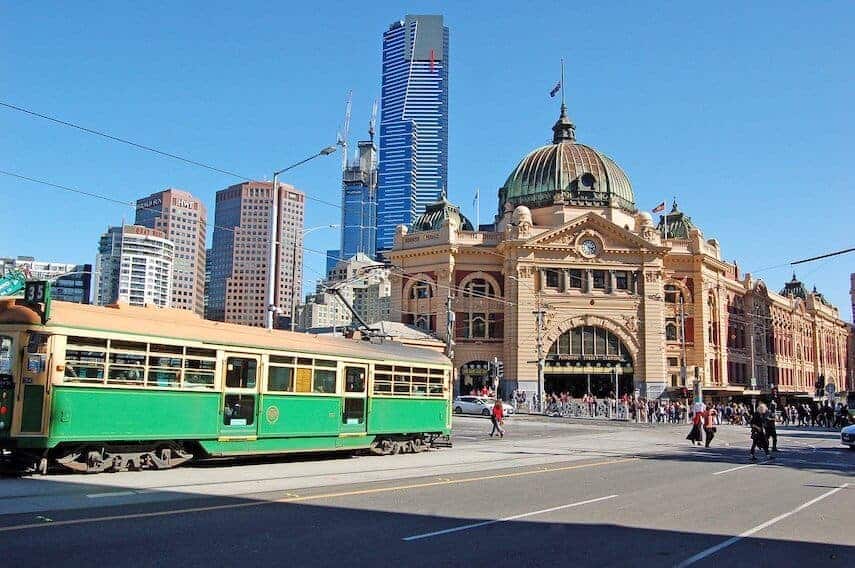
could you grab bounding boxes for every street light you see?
[266,145,338,330]
[288,224,339,332]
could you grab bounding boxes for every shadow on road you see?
[0,473,851,567]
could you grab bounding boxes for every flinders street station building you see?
[387,104,852,402]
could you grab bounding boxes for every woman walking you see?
[749,403,771,460]
[703,406,717,448]
[489,399,505,438]
[686,408,703,446]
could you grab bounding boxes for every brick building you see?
[387,105,852,401]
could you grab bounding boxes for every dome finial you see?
[551,58,575,143]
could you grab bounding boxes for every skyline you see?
[1,2,853,315]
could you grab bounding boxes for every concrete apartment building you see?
[94,225,174,308]
[298,253,390,331]
[207,181,305,328]
[135,189,207,315]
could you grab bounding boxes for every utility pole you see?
[534,307,546,413]
[445,293,456,395]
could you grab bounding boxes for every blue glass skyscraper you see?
[376,15,449,253]
[340,139,378,260]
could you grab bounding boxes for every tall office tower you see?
[93,225,174,308]
[207,181,305,328]
[0,256,92,303]
[340,136,378,260]
[135,189,207,315]
[376,14,449,252]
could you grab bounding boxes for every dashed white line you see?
[403,494,618,541]
[675,483,849,567]
[712,464,757,475]
[86,491,138,499]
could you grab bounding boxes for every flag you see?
[549,81,561,98]
[652,201,666,213]
[472,188,479,207]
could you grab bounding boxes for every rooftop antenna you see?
[336,89,353,171]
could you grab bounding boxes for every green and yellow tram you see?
[0,296,452,473]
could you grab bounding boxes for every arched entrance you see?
[459,361,490,394]
[545,326,634,397]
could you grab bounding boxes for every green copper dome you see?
[411,196,474,232]
[657,200,697,239]
[498,105,635,213]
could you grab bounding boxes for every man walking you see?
[749,403,771,460]
[765,404,778,452]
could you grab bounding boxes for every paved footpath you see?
[0,416,851,567]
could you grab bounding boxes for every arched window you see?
[409,281,433,299]
[664,284,682,304]
[666,322,678,341]
[463,278,494,298]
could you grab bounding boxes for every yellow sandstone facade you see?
[387,106,852,401]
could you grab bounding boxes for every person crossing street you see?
[489,399,505,438]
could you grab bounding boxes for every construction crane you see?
[368,98,378,142]
[337,90,353,171]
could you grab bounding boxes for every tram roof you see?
[0,300,451,367]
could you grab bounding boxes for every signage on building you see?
[136,197,162,210]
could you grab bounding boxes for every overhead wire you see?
[0,100,341,209]
[0,168,517,308]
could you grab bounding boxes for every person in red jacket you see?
[703,407,717,448]
[490,399,505,438]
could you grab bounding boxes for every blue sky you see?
[1,1,852,316]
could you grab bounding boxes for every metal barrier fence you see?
[544,400,631,421]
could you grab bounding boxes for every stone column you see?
[585,269,593,293]
[609,270,616,294]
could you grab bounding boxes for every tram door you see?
[340,364,368,435]
[219,354,260,438]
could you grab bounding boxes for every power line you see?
[791,247,854,266]
[0,168,513,308]
[0,100,341,209]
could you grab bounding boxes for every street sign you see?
[825,383,836,397]
[749,377,757,389]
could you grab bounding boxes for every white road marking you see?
[402,494,618,541]
[675,482,849,567]
[712,464,756,475]
[86,491,138,499]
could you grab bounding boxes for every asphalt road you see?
[0,416,851,567]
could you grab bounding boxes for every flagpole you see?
[475,188,480,230]
[560,57,566,108]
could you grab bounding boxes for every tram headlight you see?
[0,421,5,429]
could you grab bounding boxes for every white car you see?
[841,424,855,450]
[453,396,514,417]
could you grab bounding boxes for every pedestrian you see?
[489,399,505,438]
[765,404,778,452]
[703,406,717,448]
[686,408,703,446]
[749,403,771,460]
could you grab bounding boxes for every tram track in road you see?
[0,456,639,533]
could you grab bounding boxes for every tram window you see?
[343,398,365,424]
[111,340,146,353]
[313,369,337,393]
[297,357,313,366]
[223,394,254,426]
[68,336,107,349]
[315,359,337,368]
[345,367,366,393]
[226,358,257,389]
[64,349,105,382]
[148,369,179,387]
[268,366,294,392]
[270,355,296,365]
[149,355,181,368]
[186,347,217,358]
[149,343,183,355]
[183,370,214,389]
